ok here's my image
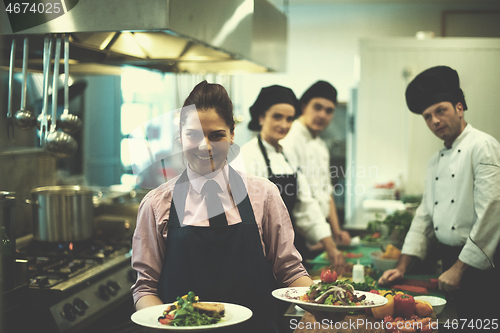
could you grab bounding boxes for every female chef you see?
[239,85,345,273]
[131,81,312,333]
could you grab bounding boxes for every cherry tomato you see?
[384,315,394,323]
[320,269,337,283]
[369,289,380,294]
[158,314,175,325]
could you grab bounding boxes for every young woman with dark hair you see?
[131,81,313,333]
[240,85,346,274]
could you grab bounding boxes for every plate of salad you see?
[131,292,252,331]
[272,270,387,313]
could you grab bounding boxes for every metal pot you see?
[27,186,95,242]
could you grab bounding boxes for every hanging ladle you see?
[14,37,37,130]
[46,36,78,158]
[37,37,52,135]
[58,34,82,133]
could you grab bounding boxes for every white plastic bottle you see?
[352,259,365,283]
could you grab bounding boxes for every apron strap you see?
[257,135,296,177]
[228,166,256,223]
[257,135,274,177]
[169,169,189,228]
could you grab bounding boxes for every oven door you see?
[4,261,137,333]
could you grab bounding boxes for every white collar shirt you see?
[280,120,333,218]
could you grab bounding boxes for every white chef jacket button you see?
[435,226,438,231]
[451,199,455,203]
[441,153,444,157]
[435,201,438,205]
[458,150,461,153]
[452,174,455,177]
[435,177,439,180]
[452,226,455,230]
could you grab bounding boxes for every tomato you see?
[384,315,394,323]
[158,314,175,325]
[369,289,379,294]
[372,232,381,238]
[320,269,337,283]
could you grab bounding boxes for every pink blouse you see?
[131,166,309,305]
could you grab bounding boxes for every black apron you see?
[157,166,279,333]
[441,243,500,322]
[257,135,317,260]
[257,135,297,214]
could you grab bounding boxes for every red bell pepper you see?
[393,293,415,319]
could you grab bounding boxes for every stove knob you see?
[98,284,110,301]
[73,298,88,315]
[106,280,120,295]
[62,303,77,321]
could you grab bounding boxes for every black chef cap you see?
[299,81,337,114]
[405,66,468,114]
[248,85,298,131]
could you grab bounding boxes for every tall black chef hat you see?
[248,85,298,131]
[299,80,338,113]
[405,66,468,114]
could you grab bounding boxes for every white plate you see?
[131,302,252,331]
[272,287,388,313]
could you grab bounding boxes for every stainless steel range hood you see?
[0,0,287,74]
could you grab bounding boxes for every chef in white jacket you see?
[378,66,500,322]
[239,85,345,273]
[280,81,351,249]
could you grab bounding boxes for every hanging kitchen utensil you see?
[14,37,36,130]
[6,39,16,140]
[45,36,78,158]
[37,36,51,146]
[58,34,82,133]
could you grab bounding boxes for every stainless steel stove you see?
[6,237,136,333]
